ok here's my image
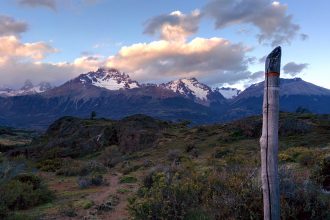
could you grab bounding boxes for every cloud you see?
[300,33,308,41]
[143,10,202,42]
[250,71,264,80]
[0,35,57,62]
[18,0,57,10]
[258,55,267,64]
[0,15,28,36]
[18,0,102,11]
[73,55,105,70]
[106,37,250,85]
[0,35,80,87]
[204,0,304,46]
[283,62,308,76]
[0,55,102,88]
[82,0,102,5]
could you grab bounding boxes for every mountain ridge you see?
[0,68,330,129]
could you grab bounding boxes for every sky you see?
[0,0,329,90]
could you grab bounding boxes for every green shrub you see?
[4,212,35,220]
[36,159,62,172]
[129,165,260,220]
[0,200,9,219]
[0,174,53,211]
[312,156,330,191]
[167,149,182,162]
[129,164,330,220]
[279,147,315,166]
[97,145,123,168]
[55,159,85,176]
[213,147,231,159]
[60,202,77,217]
[74,199,94,209]
[120,175,137,184]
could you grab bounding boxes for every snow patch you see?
[216,87,241,99]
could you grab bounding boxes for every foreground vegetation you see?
[0,113,329,219]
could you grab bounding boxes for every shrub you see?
[4,213,35,220]
[0,200,9,219]
[56,159,86,176]
[77,174,104,189]
[60,202,77,217]
[98,145,123,168]
[279,147,315,166]
[74,199,94,209]
[36,159,62,172]
[213,147,231,159]
[312,156,330,191]
[120,175,137,184]
[96,195,120,212]
[167,149,182,162]
[280,167,330,219]
[0,159,31,184]
[129,163,330,220]
[279,118,312,136]
[0,174,53,211]
[130,165,260,220]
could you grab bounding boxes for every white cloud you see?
[0,35,101,87]
[0,35,57,61]
[143,10,202,42]
[105,37,251,85]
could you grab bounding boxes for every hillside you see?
[1,113,330,219]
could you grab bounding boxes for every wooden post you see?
[260,46,281,220]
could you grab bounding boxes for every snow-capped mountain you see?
[77,68,140,90]
[0,81,52,97]
[161,78,212,104]
[160,78,227,106]
[216,87,241,99]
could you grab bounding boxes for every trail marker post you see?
[260,46,281,220]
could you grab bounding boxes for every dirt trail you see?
[79,172,136,220]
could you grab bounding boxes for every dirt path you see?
[79,172,137,220]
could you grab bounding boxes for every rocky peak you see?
[161,77,212,101]
[21,80,34,91]
[78,68,140,90]
[38,82,52,92]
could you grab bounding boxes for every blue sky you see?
[0,0,329,89]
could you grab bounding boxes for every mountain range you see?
[0,68,330,129]
[0,80,52,97]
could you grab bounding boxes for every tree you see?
[90,111,96,120]
[260,47,281,220]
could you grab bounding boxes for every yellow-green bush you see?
[279,147,316,166]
